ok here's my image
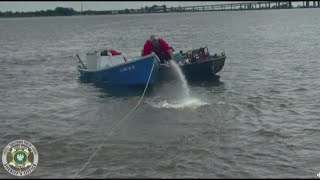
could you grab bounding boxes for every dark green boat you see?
[159,47,226,79]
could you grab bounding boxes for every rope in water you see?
[72,63,155,179]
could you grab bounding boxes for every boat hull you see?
[77,54,160,85]
[159,55,226,79]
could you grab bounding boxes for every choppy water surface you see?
[0,9,320,178]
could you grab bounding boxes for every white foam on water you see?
[146,97,209,109]
[146,60,209,109]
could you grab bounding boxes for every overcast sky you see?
[0,1,248,12]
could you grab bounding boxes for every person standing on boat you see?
[142,34,174,64]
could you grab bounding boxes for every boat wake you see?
[146,97,209,109]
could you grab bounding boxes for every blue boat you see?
[76,52,160,85]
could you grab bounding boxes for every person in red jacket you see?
[142,34,174,64]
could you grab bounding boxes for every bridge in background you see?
[109,1,320,14]
[168,1,319,12]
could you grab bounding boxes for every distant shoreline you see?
[0,3,319,19]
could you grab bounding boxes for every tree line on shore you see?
[0,5,168,18]
[1,4,315,18]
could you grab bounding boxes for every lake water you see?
[0,9,320,178]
